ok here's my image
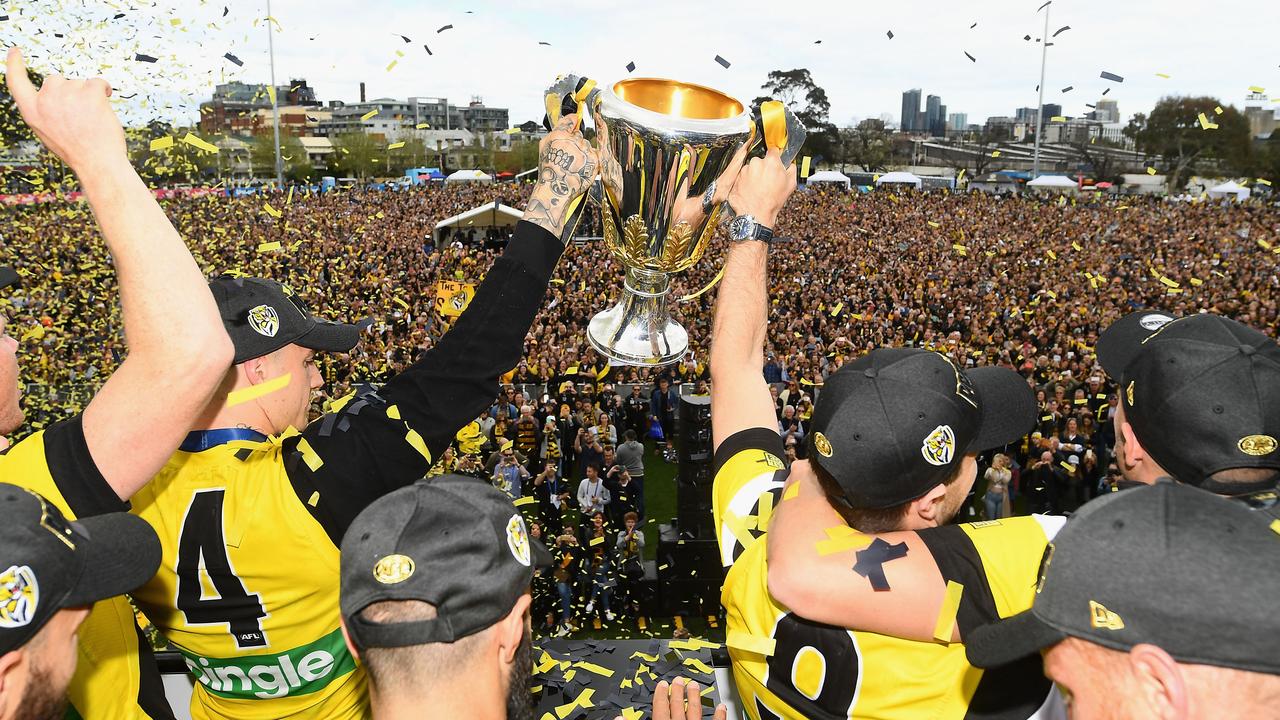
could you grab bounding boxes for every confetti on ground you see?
[714,55,731,68]
[964,51,976,62]
[1052,25,1071,37]
[1100,71,1124,82]
[134,53,158,63]
[223,52,243,67]
[437,24,453,32]
[227,373,292,407]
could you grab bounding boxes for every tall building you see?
[901,89,922,132]
[948,113,968,133]
[1043,103,1062,120]
[198,79,319,135]
[1093,99,1120,124]
[1244,93,1275,138]
[925,95,944,136]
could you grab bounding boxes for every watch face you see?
[730,215,752,240]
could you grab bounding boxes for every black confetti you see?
[1037,0,1051,9]
[0,14,7,21]
[538,41,551,46]
[714,54,730,68]
[814,39,822,44]
[1086,103,1097,108]
[423,44,432,55]
[964,51,976,62]
[134,53,158,63]
[1100,70,1124,83]
[886,30,895,39]
[399,34,411,43]
[1052,25,1071,37]
[223,52,243,67]
[437,24,453,33]
[1061,85,1073,93]
[970,22,978,29]
[625,61,636,73]
[222,6,229,16]
[112,12,124,19]
[1102,88,1111,96]
[1024,34,1032,41]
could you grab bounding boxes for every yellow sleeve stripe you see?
[727,631,777,657]
[933,580,965,643]
[404,429,432,463]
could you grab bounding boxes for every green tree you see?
[493,139,539,174]
[1126,97,1255,191]
[280,135,313,182]
[332,132,379,179]
[753,68,838,164]
[387,137,427,175]
[1070,138,1133,185]
[836,119,890,172]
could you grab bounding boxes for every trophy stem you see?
[586,267,689,367]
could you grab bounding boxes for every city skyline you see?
[5,0,1278,132]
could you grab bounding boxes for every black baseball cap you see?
[808,348,1036,508]
[1097,311,1280,486]
[0,267,19,291]
[209,276,361,364]
[968,481,1280,674]
[340,474,553,650]
[0,483,161,655]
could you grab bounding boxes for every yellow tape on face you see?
[727,630,777,657]
[226,373,292,408]
[932,580,965,643]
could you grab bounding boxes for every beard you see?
[504,627,535,720]
[15,657,70,720]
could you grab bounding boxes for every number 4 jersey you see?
[713,428,1063,720]
[130,437,366,720]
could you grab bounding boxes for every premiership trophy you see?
[544,75,806,366]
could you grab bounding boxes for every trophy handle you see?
[752,100,807,167]
[540,74,604,244]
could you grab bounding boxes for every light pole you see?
[266,0,284,188]
[1032,1,1051,179]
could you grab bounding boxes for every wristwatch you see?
[728,214,774,245]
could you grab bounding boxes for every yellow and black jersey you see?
[129,220,563,720]
[714,428,1065,720]
[0,416,173,720]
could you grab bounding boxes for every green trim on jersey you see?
[177,627,356,700]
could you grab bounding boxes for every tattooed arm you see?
[523,114,598,241]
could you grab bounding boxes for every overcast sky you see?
[3,0,1278,129]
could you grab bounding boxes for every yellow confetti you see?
[800,156,812,178]
[1146,167,1156,175]
[386,59,398,72]
[589,536,604,546]
[932,580,965,643]
[1189,278,1203,287]
[572,661,614,677]
[226,373,292,408]
[1258,178,1273,187]
[830,302,843,317]
[263,203,282,219]
[388,141,406,150]
[927,221,940,228]
[416,122,430,129]
[1214,106,1224,115]
[990,150,1001,157]
[149,136,174,151]
[180,132,219,153]
[621,708,643,720]
[727,631,777,656]
[1271,519,1280,536]
[296,436,324,472]
[1156,72,1171,79]
[1159,276,1180,289]
[1258,240,1273,251]
[361,109,379,121]
[1050,115,1066,122]
[1047,249,1058,260]
[1071,241,1083,251]
[683,658,715,675]
[257,241,282,253]
[816,533,872,555]
[1249,86,1266,94]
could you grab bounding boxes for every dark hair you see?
[624,429,638,442]
[808,456,965,534]
[623,511,639,523]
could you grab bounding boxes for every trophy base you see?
[586,268,688,366]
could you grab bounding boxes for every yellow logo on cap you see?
[1238,435,1278,457]
[1089,600,1124,630]
[0,565,38,629]
[507,515,531,567]
[1125,381,1135,407]
[921,425,956,467]
[814,432,833,458]
[373,554,415,584]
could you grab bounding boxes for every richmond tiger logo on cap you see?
[247,304,280,338]
[507,515,531,567]
[1238,435,1278,457]
[921,425,956,467]
[373,554,415,584]
[813,432,833,458]
[0,565,38,629]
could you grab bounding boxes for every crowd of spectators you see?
[2,183,1277,513]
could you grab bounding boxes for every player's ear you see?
[497,593,532,666]
[338,618,361,663]
[1127,644,1187,719]
[911,483,948,527]
[0,647,25,699]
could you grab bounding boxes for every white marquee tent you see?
[1027,175,1078,190]
[1207,180,1251,201]
[805,170,851,189]
[433,202,522,244]
[875,171,922,188]
[445,169,493,183]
